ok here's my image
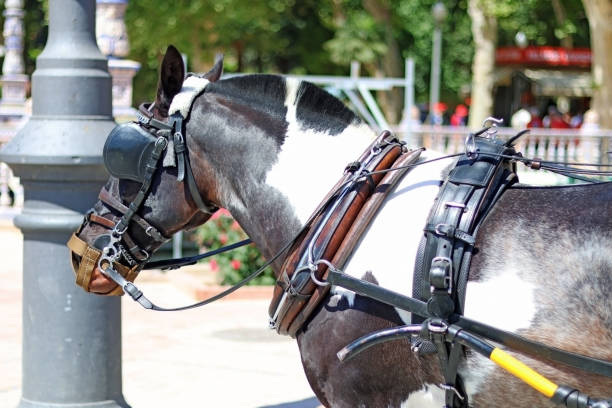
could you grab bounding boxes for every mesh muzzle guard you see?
[67,233,140,296]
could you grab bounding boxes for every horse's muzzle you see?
[67,233,140,296]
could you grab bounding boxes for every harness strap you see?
[98,188,167,243]
[114,136,167,235]
[269,132,421,336]
[89,213,116,229]
[169,112,218,214]
[286,148,423,336]
[173,131,186,182]
[427,319,467,408]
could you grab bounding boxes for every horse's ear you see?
[203,54,223,82]
[157,45,185,106]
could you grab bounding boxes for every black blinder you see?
[103,123,161,183]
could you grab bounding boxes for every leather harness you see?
[267,130,519,405]
[67,98,612,405]
[409,135,519,407]
[268,131,422,337]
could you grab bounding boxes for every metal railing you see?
[394,125,612,185]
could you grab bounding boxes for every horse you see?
[69,45,612,407]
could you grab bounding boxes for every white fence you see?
[1,126,610,212]
[395,125,612,185]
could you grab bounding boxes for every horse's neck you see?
[265,123,376,224]
[223,122,376,271]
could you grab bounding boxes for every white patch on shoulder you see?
[265,78,376,224]
[330,286,356,308]
[463,267,536,332]
[341,151,451,319]
[169,76,210,117]
[401,384,445,408]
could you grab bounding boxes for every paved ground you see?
[0,216,321,408]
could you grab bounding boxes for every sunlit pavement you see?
[0,218,321,408]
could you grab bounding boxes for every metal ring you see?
[310,269,330,287]
[155,136,168,150]
[427,319,448,334]
[434,223,447,236]
[314,259,340,273]
[102,245,117,257]
[137,248,150,260]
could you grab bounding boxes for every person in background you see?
[526,106,543,128]
[544,106,570,129]
[450,104,468,126]
[511,105,531,129]
[429,102,447,125]
[570,111,584,128]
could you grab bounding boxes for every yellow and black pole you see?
[447,326,609,408]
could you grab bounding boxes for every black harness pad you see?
[413,137,517,322]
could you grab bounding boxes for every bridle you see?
[69,100,219,298]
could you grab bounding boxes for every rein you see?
[68,101,611,405]
[72,126,611,305]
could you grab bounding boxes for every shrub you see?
[193,209,275,286]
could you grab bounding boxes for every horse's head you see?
[68,45,224,295]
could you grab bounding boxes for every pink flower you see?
[230,259,241,270]
[209,259,219,272]
[211,208,230,220]
[230,220,241,231]
[219,234,228,245]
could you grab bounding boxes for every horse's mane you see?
[207,74,362,135]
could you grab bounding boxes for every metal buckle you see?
[444,201,466,209]
[430,256,453,294]
[434,223,450,236]
[136,110,151,126]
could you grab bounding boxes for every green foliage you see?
[125,0,341,104]
[0,0,593,120]
[494,0,590,47]
[111,0,591,108]
[324,10,388,66]
[395,0,474,103]
[193,209,275,286]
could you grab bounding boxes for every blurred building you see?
[493,46,592,127]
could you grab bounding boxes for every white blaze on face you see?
[265,78,375,225]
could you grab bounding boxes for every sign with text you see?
[496,46,591,68]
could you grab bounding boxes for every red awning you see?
[496,46,591,68]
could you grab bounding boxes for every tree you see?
[325,0,474,121]
[467,0,496,128]
[125,0,340,105]
[467,0,591,128]
[582,0,612,130]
